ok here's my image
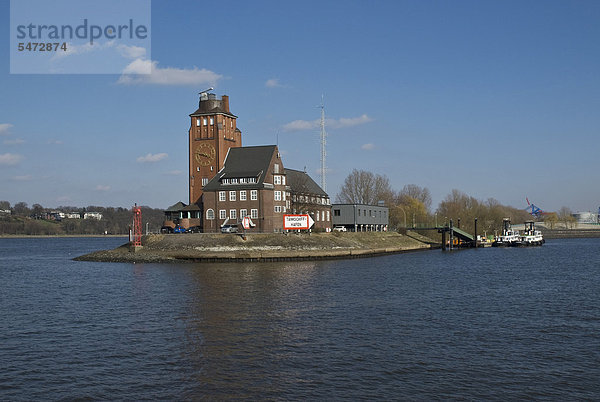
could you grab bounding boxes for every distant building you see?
[331,203,389,232]
[572,211,598,224]
[0,209,11,215]
[65,212,81,219]
[84,212,102,220]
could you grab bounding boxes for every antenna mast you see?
[320,95,327,192]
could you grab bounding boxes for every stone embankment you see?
[75,232,436,263]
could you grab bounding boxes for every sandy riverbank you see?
[74,232,437,263]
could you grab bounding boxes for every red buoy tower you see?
[132,204,142,247]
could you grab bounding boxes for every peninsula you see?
[75,232,437,263]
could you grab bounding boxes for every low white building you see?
[84,212,103,220]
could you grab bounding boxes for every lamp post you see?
[396,205,407,228]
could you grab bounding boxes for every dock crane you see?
[525,197,550,218]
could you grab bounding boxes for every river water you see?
[1,237,599,400]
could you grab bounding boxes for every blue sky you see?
[1,0,599,212]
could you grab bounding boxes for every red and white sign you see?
[283,214,315,230]
[242,216,251,229]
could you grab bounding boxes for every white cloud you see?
[282,114,373,132]
[265,78,283,88]
[118,59,222,86]
[329,114,374,129]
[136,152,168,163]
[0,124,13,135]
[3,138,25,145]
[165,170,183,175]
[282,119,320,132]
[117,44,147,59]
[0,153,23,166]
[47,139,63,145]
[361,143,375,150]
[95,185,111,191]
[12,174,32,181]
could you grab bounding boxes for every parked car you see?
[187,226,201,233]
[173,225,186,233]
[221,224,238,233]
[333,226,347,232]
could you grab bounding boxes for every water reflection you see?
[182,261,324,398]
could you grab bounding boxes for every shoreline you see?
[0,234,129,239]
[74,232,437,263]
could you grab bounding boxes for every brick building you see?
[164,93,331,232]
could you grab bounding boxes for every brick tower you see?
[188,93,242,205]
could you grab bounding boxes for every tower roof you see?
[190,93,237,117]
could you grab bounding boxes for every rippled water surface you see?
[1,237,599,400]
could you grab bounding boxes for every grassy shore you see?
[74,232,437,263]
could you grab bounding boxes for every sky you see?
[1,0,599,213]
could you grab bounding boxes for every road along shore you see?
[74,232,436,263]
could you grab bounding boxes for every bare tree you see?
[336,169,394,205]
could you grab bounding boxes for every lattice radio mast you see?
[320,95,327,192]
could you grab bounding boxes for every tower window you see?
[210,117,214,125]
[196,118,201,127]
[203,118,207,126]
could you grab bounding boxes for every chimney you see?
[222,95,230,113]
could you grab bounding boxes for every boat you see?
[493,218,521,247]
[519,221,544,246]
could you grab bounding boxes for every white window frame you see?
[219,210,226,219]
[274,205,282,213]
[206,209,215,220]
[274,175,281,185]
[251,208,258,219]
[240,209,247,218]
[251,190,258,201]
[274,191,281,201]
[219,191,226,202]
[229,191,236,201]
[240,190,247,201]
[230,209,237,220]
[202,178,208,186]
[274,163,279,173]
[282,176,286,185]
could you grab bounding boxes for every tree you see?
[557,206,576,229]
[0,201,10,210]
[13,202,29,215]
[544,212,558,229]
[336,169,395,205]
[398,184,432,213]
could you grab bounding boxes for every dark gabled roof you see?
[203,145,277,191]
[285,168,328,197]
[165,201,187,212]
[182,203,202,211]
